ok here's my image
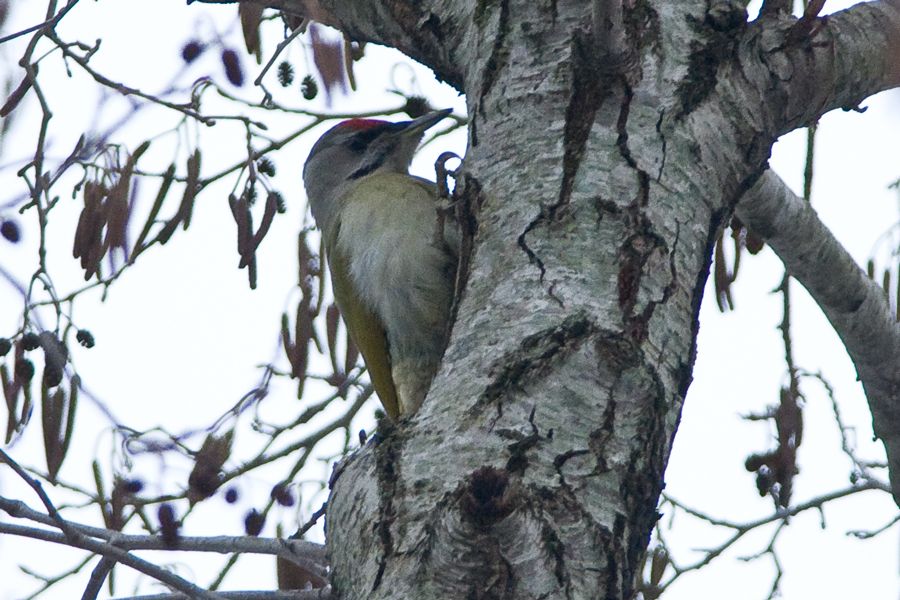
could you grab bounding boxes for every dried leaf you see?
[158,503,180,547]
[239,4,264,63]
[249,190,278,252]
[0,70,34,118]
[188,431,233,503]
[342,35,356,91]
[713,234,733,311]
[281,312,296,368]
[804,0,827,19]
[649,547,668,586]
[309,24,348,105]
[73,182,105,262]
[325,303,340,374]
[132,163,176,258]
[93,460,112,529]
[232,194,252,262]
[107,141,150,251]
[106,175,131,252]
[179,150,201,230]
[745,227,765,254]
[38,331,67,388]
[292,303,311,395]
[297,230,317,298]
[344,334,359,373]
[3,363,17,443]
[41,383,69,483]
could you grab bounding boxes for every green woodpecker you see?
[302,109,458,419]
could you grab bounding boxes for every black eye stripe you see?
[348,127,384,152]
[348,122,405,153]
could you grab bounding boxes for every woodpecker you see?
[302,109,458,419]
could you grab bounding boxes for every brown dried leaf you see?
[309,24,348,106]
[38,331,68,388]
[293,302,312,386]
[3,363,17,443]
[325,303,340,374]
[106,177,130,251]
[745,228,765,254]
[0,70,34,118]
[179,149,201,231]
[344,334,359,373]
[41,384,68,483]
[234,195,254,267]
[107,141,150,251]
[342,35,356,91]
[73,182,104,261]
[132,163,176,258]
[188,431,233,503]
[804,0,827,19]
[74,181,110,279]
[649,547,668,586]
[158,503,179,547]
[713,234,733,312]
[250,191,278,251]
[895,264,899,322]
[239,4,264,63]
[92,460,114,529]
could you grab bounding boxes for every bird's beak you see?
[399,108,453,137]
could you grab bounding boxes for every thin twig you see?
[81,557,115,600]
[0,521,227,600]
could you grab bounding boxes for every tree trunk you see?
[280,1,900,598]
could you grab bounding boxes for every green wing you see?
[326,234,400,420]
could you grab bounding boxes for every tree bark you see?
[207,0,900,597]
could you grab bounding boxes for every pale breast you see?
[335,172,456,359]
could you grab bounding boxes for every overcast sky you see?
[0,1,898,599]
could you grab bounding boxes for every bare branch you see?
[0,494,325,564]
[112,589,330,600]
[0,0,79,45]
[737,170,900,506]
[0,521,227,600]
[658,479,889,589]
[752,0,900,134]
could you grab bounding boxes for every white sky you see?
[0,1,898,599]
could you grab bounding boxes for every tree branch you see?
[189,0,464,90]
[736,170,900,506]
[0,521,227,600]
[0,495,326,569]
[753,0,900,134]
[112,590,330,600]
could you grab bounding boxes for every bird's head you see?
[302,108,452,231]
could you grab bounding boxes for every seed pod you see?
[221,48,244,86]
[181,41,203,63]
[76,329,95,348]
[277,61,294,87]
[244,509,265,536]
[301,75,317,100]
[0,219,20,243]
[158,503,180,547]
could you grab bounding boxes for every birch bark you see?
[238,1,900,597]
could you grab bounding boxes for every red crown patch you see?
[337,118,388,131]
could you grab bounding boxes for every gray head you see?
[302,109,452,232]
